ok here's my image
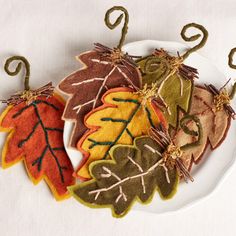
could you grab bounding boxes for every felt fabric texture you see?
[70,136,179,218]
[173,86,231,170]
[138,55,193,127]
[58,50,142,148]
[0,94,75,200]
[76,87,167,180]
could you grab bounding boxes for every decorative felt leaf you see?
[137,54,194,127]
[70,136,179,218]
[0,95,75,200]
[58,49,142,147]
[76,87,167,180]
[173,86,231,170]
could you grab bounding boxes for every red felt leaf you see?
[0,95,75,200]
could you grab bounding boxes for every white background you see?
[0,1,236,236]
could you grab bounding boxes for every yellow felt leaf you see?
[76,88,166,179]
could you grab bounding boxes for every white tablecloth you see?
[0,1,236,235]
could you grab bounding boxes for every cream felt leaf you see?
[70,136,178,218]
[76,87,167,180]
[173,86,231,170]
[58,49,142,147]
[137,50,197,127]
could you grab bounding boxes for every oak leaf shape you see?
[76,87,167,179]
[59,50,142,147]
[0,95,75,200]
[173,86,231,170]
[70,136,179,218]
[138,55,193,127]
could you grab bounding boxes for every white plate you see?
[64,40,236,214]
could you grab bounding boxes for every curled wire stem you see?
[181,23,208,60]
[144,49,199,81]
[2,56,54,106]
[104,6,129,50]
[4,56,31,91]
[230,83,236,100]
[228,48,236,70]
[228,47,236,99]
[179,115,202,150]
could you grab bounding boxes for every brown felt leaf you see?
[173,86,231,170]
[59,50,142,147]
[70,136,179,218]
[0,95,75,200]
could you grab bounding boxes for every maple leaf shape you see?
[69,136,179,218]
[0,95,75,200]
[137,50,197,127]
[58,49,142,147]
[76,87,167,180]
[173,86,231,170]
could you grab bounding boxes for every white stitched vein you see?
[93,66,117,109]
[72,66,116,113]
[127,155,143,172]
[100,166,112,178]
[72,78,104,86]
[91,59,110,65]
[144,144,162,156]
[127,155,146,194]
[161,164,170,184]
[107,171,127,203]
[116,186,127,203]
[73,99,95,114]
[117,66,136,90]
[89,159,163,196]
[115,193,123,203]
[99,166,127,203]
[94,192,100,200]
[158,92,172,115]
[177,73,183,96]
[167,106,172,115]
[157,72,173,95]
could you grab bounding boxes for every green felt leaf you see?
[70,136,179,218]
[138,55,193,127]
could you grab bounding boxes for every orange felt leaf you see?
[0,95,75,200]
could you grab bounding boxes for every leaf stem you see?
[181,23,208,60]
[180,115,202,150]
[228,48,236,99]
[4,56,31,91]
[230,84,236,100]
[104,6,129,50]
